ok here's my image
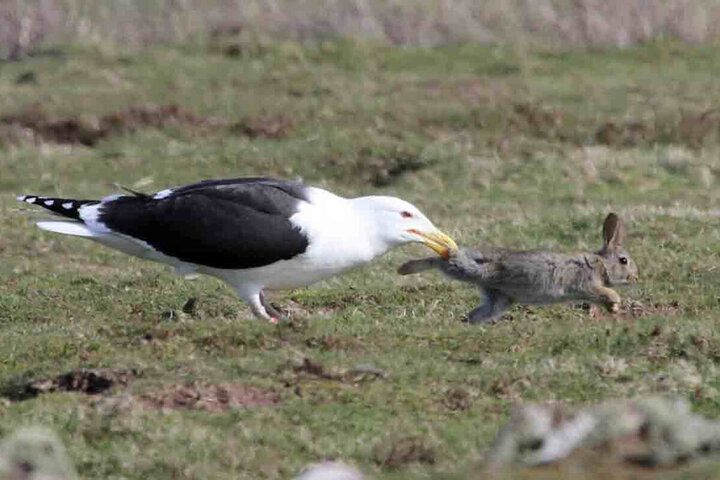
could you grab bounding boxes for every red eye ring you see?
[401,211,413,218]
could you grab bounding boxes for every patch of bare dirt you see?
[595,109,720,149]
[510,102,571,141]
[282,357,385,401]
[137,381,280,411]
[442,387,471,411]
[1,368,140,401]
[289,357,385,383]
[102,104,223,132]
[373,435,437,470]
[0,105,294,147]
[357,148,433,187]
[509,103,720,149]
[229,114,293,138]
[422,98,720,151]
[490,376,532,401]
[0,104,220,147]
[0,106,105,146]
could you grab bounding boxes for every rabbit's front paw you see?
[592,285,621,313]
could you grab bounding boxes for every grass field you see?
[2,37,720,478]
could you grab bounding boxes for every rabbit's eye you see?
[619,257,628,265]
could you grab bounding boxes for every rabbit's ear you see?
[602,213,626,251]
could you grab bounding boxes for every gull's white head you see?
[353,196,458,258]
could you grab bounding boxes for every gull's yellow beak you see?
[408,229,459,260]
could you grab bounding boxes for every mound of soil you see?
[138,382,280,411]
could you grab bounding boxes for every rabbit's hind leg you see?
[467,288,513,325]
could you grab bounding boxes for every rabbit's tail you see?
[397,257,442,275]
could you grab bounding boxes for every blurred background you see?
[4,0,720,60]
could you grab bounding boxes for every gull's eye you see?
[400,211,413,218]
[619,257,628,265]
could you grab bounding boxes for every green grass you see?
[2,38,720,478]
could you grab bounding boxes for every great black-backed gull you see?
[18,177,457,322]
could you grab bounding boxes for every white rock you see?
[295,461,364,480]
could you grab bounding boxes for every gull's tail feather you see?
[17,195,98,221]
[36,221,96,237]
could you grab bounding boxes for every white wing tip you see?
[153,188,174,199]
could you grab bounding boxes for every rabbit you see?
[398,213,638,324]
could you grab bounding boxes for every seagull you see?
[18,177,457,322]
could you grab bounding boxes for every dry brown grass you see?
[4,0,720,59]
